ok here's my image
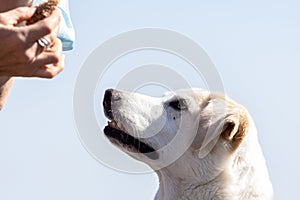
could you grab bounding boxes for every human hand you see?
[0,6,64,78]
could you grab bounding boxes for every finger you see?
[0,7,37,26]
[45,37,62,53]
[3,52,62,78]
[45,30,61,49]
[43,54,65,78]
[25,9,61,43]
[31,39,64,78]
[32,50,60,69]
[34,33,59,56]
[34,38,62,65]
[1,39,63,77]
[32,53,64,78]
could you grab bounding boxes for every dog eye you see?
[169,99,188,111]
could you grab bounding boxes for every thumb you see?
[1,7,36,26]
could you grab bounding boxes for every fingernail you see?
[43,64,53,69]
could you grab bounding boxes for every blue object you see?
[34,0,75,51]
[57,0,75,51]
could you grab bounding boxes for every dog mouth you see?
[104,120,159,160]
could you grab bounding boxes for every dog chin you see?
[104,121,159,160]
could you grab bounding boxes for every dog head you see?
[103,88,249,180]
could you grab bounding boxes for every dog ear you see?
[221,110,249,150]
[220,115,239,140]
[196,108,249,158]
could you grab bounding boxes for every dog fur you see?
[103,88,273,200]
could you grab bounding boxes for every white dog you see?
[103,88,273,200]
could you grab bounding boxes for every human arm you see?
[0,5,63,109]
[0,0,32,110]
[0,76,13,109]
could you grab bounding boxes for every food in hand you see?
[26,0,60,25]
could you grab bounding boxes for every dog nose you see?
[103,89,113,119]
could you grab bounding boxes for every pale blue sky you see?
[1,0,300,199]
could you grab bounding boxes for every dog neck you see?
[154,169,234,200]
[153,122,273,200]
